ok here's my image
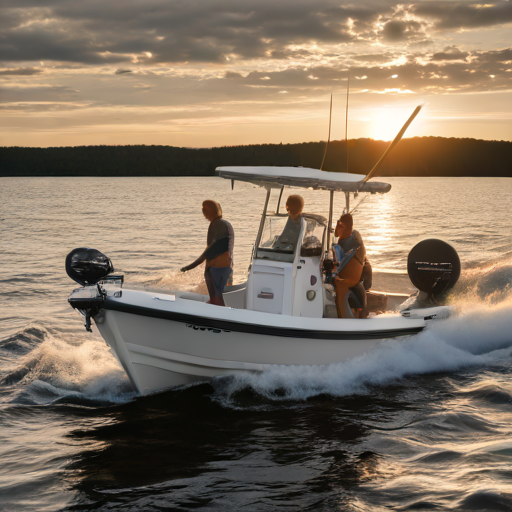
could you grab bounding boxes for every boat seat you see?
[179,292,208,302]
[224,282,246,293]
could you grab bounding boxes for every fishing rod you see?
[345,70,350,172]
[362,105,423,183]
[319,93,333,171]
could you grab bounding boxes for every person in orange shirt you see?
[181,200,234,306]
[333,213,366,318]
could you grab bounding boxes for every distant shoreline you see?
[1,136,511,177]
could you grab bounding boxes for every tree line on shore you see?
[1,137,511,177]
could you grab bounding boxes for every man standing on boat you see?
[180,200,234,306]
[333,213,366,318]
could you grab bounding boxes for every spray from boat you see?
[213,281,512,405]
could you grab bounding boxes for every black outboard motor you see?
[66,247,114,286]
[407,239,461,299]
[66,248,120,332]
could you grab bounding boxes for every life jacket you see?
[332,243,359,278]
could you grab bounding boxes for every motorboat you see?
[66,105,461,395]
[65,165,461,395]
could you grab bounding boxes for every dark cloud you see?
[0,1,384,65]
[353,53,394,63]
[1,0,512,114]
[2,1,511,67]
[0,9,25,31]
[413,1,512,30]
[0,67,42,75]
[1,1,70,6]
[431,47,469,62]
[224,71,244,80]
[0,85,79,102]
[479,48,512,64]
[0,26,130,64]
[381,20,425,42]
[0,101,88,113]
[1,45,511,119]
[219,47,512,95]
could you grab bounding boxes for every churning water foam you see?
[2,328,134,406]
[214,261,512,403]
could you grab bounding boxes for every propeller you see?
[362,105,422,183]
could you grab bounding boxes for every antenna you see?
[345,71,350,172]
[320,93,333,171]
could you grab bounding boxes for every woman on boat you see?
[180,200,234,306]
[273,194,304,251]
[333,213,366,318]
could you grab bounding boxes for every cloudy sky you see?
[1,0,512,147]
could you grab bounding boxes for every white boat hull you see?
[93,288,426,395]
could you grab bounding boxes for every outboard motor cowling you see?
[66,247,113,286]
[66,248,117,332]
[407,239,461,298]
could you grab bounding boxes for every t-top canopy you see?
[216,166,391,194]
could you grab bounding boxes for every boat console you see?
[246,212,326,317]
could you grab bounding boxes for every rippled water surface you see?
[1,176,512,511]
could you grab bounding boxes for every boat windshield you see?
[256,215,301,263]
[300,217,325,257]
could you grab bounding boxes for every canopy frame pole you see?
[276,186,284,214]
[326,189,334,252]
[253,187,272,261]
[344,191,350,214]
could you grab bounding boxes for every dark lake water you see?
[1,176,512,511]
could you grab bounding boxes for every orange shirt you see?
[207,251,231,268]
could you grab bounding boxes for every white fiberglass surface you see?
[217,166,367,182]
[110,288,426,332]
